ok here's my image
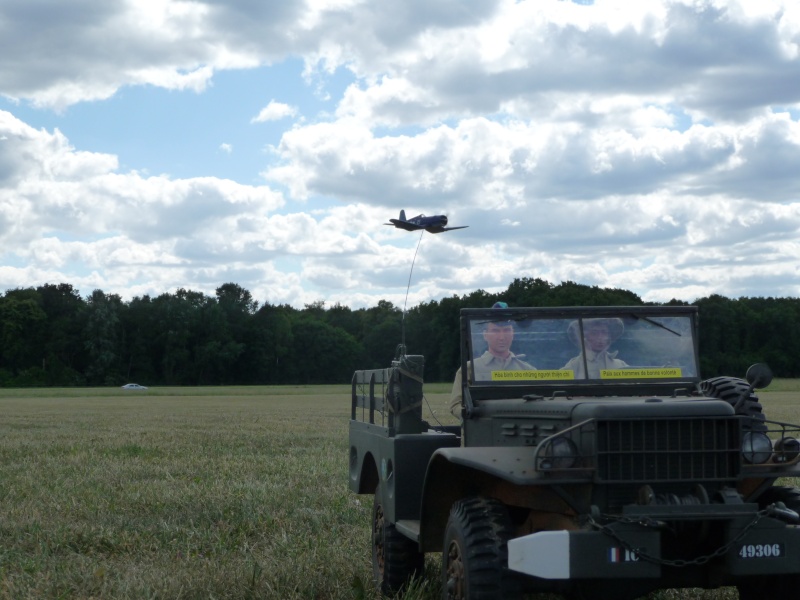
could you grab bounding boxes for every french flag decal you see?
[608,547,622,563]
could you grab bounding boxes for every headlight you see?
[538,436,579,470]
[742,432,773,464]
[773,437,800,463]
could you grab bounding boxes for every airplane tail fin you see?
[399,209,406,221]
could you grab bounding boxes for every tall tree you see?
[360,300,404,368]
[121,295,158,384]
[285,316,362,384]
[37,283,87,382]
[253,304,295,384]
[0,288,48,384]
[152,290,198,385]
[215,283,256,381]
[194,299,243,384]
[83,290,123,385]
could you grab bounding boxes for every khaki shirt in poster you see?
[449,352,535,417]
[562,348,628,379]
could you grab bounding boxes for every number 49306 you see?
[738,543,784,559]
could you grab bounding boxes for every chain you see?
[587,510,768,568]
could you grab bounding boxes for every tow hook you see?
[765,502,800,524]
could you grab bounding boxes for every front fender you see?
[418,447,587,552]
[428,446,545,485]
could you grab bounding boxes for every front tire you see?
[442,497,521,600]
[371,487,424,595]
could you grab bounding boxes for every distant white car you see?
[121,383,148,390]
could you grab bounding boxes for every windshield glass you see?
[466,312,698,384]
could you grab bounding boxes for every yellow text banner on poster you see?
[601,368,683,379]
[491,370,575,381]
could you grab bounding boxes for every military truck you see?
[348,305,800,599]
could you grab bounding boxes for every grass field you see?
[0,380,798,599]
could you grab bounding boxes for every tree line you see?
[1,278,799,387]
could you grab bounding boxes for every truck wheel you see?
[442,497,521,600]
[698,376,766,430]
[737,486,800,599]
[371,488,424,595]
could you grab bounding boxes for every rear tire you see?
[442,497,521,600]
[371,487,424,595]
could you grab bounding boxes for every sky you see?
[1,0,800,310]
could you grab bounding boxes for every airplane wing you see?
[387,219,425,231]
[425,225,469,234]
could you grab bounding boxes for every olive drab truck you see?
[348,305,800,600]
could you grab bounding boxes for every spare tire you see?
[698,376,766,431]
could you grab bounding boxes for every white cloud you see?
[266,112,800,206]
[251,100,299,123]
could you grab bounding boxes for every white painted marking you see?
[507,530,570,579]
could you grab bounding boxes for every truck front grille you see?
[596,418,740,483]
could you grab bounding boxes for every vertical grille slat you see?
[596,418,740,483]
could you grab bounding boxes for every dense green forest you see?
[1,278,799,387]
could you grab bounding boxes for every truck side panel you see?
[349,421,460,522]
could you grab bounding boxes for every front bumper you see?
[508,504,800,581]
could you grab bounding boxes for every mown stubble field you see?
[0,381,798,599]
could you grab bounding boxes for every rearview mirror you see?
[746,363,773,390]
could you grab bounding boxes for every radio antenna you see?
[401,230,425,351]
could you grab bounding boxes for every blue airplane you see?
[385,210,468,234]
